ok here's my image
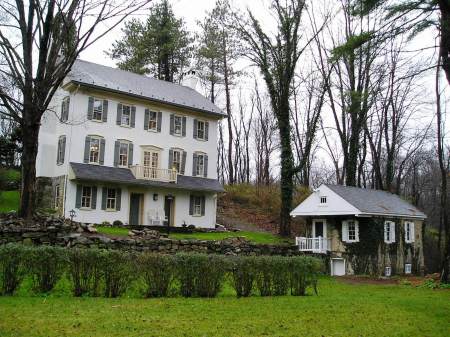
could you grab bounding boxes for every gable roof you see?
[65,59,225,118]
[324,184,426,219]
[70,162,224,193]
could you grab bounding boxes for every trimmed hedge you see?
[0,244,323,298]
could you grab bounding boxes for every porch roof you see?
[69,162,224,193]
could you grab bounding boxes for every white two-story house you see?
[36,59,225,228]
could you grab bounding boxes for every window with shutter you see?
[405,222,415,243]
[384,221,396,243]
[147,110,158,131]
[343,220,359,243]
[117,140,131,167]
[120,104,132,126]
[61,96,70,122]
[92,97,104,121]
[194,152,206,176]
[106,188,117,210]
[87,136,103,164]
[173,115,183,136]
[193,196,202,216]
[196,120,206,140]
[169,148,183,172]
[56,135,66,165]
[81,186,92,208]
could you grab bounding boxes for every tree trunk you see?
[223,36,234,185]
[19,109,40,220]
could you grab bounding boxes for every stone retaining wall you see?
[0,213,302,256]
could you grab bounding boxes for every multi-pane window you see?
[81,186,92,208]
[173,150,181,172]
[320,196,327,204]
[385,222,391,242]
[106,188,116,210]
[174,115,183,135]
[197,120,205,140]
[61,96,69,122]
[57,136,66,164]
[143,150,159,178]
[119,142,129,167]
[348,221,356,241]
[93,98,103,121]
[54,185,60,209]
[405,222,415,243]
[193,196,202,216]
[148,111,158,131]
[89,137,100,164]
[196,153,205,176]
[121,104,131,126]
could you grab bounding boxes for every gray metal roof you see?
[70,162,224,193]
[66,59,225,118]
[325,184,426,218]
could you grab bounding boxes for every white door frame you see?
[312,218,327,238]
[330,258,346,276]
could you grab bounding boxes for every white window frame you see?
[172,149,182,172]
[174,115,183,136]
[193,196,202,216]
[197,120,206,140]
[312,219,327,239]
[384,221,396,244]
[405,221,415,243]
[343,219,359,243]
[89,136,102,164]
[404,263,412,274]
[195,153,205,176]
[385,266,392,277]
[81,186,92,208]
[106,188,117,211]
[142,146,161,179]
[92,97,103,122]
[118,141,130,168]
[148,110,158,131]
[121,104,131,126]
[54,184,60,209]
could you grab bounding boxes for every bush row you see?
[0,244,323,298]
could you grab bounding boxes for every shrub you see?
[175,253,227,297]
[255,256,274,296]
[0,244,27,295]
[26,245,67,293]
[271,256,290,296]
[137,253,174,297]
[102,250,135,298]
[289,256,323,296]
[112,220,123,227]
[230,256,257,297]
[67,248,103,297]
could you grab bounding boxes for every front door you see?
[313,219,326,238]
[164,195,175,226]
[129,193,143,226]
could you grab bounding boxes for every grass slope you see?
[96,226,290,245]
[0,278,448,337]
[0,190,19,212]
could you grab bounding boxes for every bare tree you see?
[0,0,150,219]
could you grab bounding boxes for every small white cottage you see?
[291,184,426,276]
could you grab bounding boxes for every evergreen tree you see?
[108,0,193,82]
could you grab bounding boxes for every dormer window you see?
[320,196,327,204]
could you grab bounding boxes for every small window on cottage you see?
[89,137,100,164]
[119,142,129,167]
[93,98,103,121]
[385,266,392,277]
[405,222,415,243]
[320,196,327,204]
[121,104,131,126]
[384,221,396,244]
[404,263,412,274]
[106,188,116,210]
[193,196,202,216]
[54,184,60,209]
[348,221,356,241]
[81,186,92,208]
[174,115,183,135]
[148,110,158,131]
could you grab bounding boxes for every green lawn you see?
[0,190,19,212]
[0,278,448,337]
[96,225,290,244]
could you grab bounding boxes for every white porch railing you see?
[130,166,177,183]
[295,237,331,254]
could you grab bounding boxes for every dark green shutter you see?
[130,106,136,128]
[116,103,122,125]
[193,119,198,139]
[87,97,94,120]
[203,155,208,178]
[182,116,186,136]
[102,100,108,122]
[157,111,162,132]
[99,138,105,165]
[101,187,107,210]
[205,122,209,141]
[83,136,90,163]
[168,149,173,169]
[61,136,66,163]
[192,153,198,176]
[189,195,194,215]
[201,196,205,216]
[181,151,187,175]
[114,141,120,167]
[91,186,97,209]
[75,184,82,208]
[144,109,149,130]
[116,188,121,211]
[169,114,174,135]
[128,143,133,166]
